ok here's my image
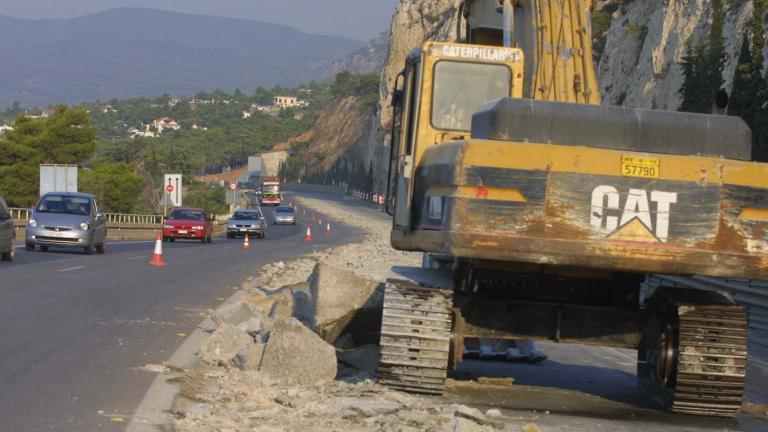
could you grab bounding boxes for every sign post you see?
[163,174,183,207]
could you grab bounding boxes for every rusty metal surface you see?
[395,158,768,280]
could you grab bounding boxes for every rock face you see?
[597,0,765,110]
[259,318,338,385]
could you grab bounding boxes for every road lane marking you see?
[58,266,85,272]
[127,255,147,260]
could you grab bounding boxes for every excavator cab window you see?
[431,61,511,131]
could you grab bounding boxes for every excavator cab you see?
[388,42,524,231]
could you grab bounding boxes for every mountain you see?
[0,8,363,107]
[327,33,390,75]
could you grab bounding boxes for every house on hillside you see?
[152,117,181,133]
[241,111,252,119]
[272,96,308,109]
[101,105,118,113]
[191,123,208,130]
[41,108,54,118]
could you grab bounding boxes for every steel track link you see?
[639,288,748,417]
[377,279,453,395]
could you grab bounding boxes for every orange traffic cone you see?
[325,222,333,235]
[242,234,250,250]
[304,225,313,242]
[149,232,166,267]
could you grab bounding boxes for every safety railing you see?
[646,274,768,347]
[10,208,227,226]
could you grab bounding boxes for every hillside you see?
[0,8,362,107]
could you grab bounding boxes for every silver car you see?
[227,209,266,239]
[0,197,15,261]
[26,192,108,254]
[272,206,296,225]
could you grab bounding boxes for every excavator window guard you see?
[385,72,405,217]
[430,60,511,132]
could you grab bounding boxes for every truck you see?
[376,0,764,417]
[39,164,77,196]
[259,176,282,206]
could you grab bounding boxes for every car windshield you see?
[169,210,204,220]
[275,207,294,213]
[232,212,260,220]
[36,195,91,216]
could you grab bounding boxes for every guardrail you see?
[647,274,768,347]
[10,208,227,226]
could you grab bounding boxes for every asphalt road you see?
[0,198,359,432]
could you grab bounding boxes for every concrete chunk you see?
[308,263,382,342]
[235,343,266,371]
[259,318,337,385]
[198,323,254,366]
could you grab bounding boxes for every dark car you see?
[272,206,296,225]
[0,197,15,261]
[26,192,108,254]
[227,209,266,239]
[163,208,214,243]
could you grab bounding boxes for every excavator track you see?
[377,280,453,395]
[638,288,748,417]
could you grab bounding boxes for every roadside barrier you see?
[149,233,166,267]
[304,225,313,242]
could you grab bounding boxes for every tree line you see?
[679,0,768,160]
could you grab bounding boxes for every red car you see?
[162,207,214,243]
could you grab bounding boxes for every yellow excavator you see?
[378,0,765,417]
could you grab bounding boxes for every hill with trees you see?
[0,8,362,107]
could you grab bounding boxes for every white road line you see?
[127,256,147,260]
[58,266,85,273]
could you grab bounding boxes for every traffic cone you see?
[149,232,166,267]
[242,234,250,250]
[304,225,313,242]
[311,212,317,221]
[318,217,322,225]
[326,222,333,235]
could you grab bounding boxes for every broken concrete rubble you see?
[259,317,337,385]
[234,343,266,371]
[198,323,253,366]
[309,262,382,343]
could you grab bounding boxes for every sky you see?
[0,0,400,41]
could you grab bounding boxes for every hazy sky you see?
[0,0,400,41]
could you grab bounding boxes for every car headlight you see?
[192,226,204,230]
[228,223,236,228]
[28,219,38,228]
[163,224,174,229]
[79,222,89,230]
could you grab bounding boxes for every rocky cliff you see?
[281,0,766,193]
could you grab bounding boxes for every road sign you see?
[230,183,237,190]
[163,174,182,207]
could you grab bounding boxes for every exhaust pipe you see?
[500,0,515,47]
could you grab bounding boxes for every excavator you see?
[378,0,765,417]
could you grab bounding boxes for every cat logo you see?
[590,186,678,243]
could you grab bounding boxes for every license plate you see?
[178,230,188,234]
[240,228,248,231]
[621,156,659,179]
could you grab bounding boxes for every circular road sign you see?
[230,183,237,190]
[166,184,174,193]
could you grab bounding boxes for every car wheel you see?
[207,234,213,243]
[1,239,14,261]
[169,238,175,242]
[40,246,49,252]
[96,242,106,254]
[84,245,94,255]
[25,243,34,252]
[163,236,169,242]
